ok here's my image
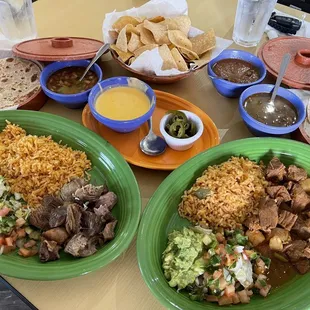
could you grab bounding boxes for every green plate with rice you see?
[0,110,141,280]
[137,138,310,310]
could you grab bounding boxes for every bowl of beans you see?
[40,60,103,109]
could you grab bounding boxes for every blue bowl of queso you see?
[88,77,156,133]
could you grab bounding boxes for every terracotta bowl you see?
[18,59,47,111]
[292,123,310,145]
[110,50,205,84]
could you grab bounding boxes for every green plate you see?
[137,138,310,310]
[0,110,141,281]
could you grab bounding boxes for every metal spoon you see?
[78,43,110,82]
[265,53,291,114]
[140,118,167,156]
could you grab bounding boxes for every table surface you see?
[3,1,310,309]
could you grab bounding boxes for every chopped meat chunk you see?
[65,203,82,235]
[292,216,310,240]
[39,240,61,263]
[102,220,118,241]
[278,210,298,231]
[303,211,310,218]
[60,178,87,201]
[42,228,69,245]
[243,215,261,231]
[64,233,97,257]
[42,195,63,209]
[285,181,295,192]
[266,186,291,205]
[285,240,307,262]
[258,197,278,232]
[293,259,310,274]
[29,205,52,231]
[74,184,106,203]
[266,157,286,182]
[287,165,308,182]
[49,206,67,228]
[81,210,105,237]
[291,184,310,213]
[94,192,118,210]
[303,246,310,259]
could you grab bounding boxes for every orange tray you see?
[82,90,219,170]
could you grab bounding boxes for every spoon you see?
[78,43,110,82]
[265,53,291,114]
[140,118,167,156]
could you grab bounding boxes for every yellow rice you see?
[178,157,268,228]
[0,122,91,208]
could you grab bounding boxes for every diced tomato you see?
[2,245,16,254]
[10,230,17,242]
[219,276,228,290]
[225,284,235,297]
[206,295,219,303]
[16,228,26,238]
[213,270,223,280]
[232,293,240,304]
[0,207,11,217]
[24,240,36,249]
[18,247,38,258]
[218,295,233,306]
[237,290,250,304]
[5,237,14,247]
[15,218,26,228]
[0,237,5,246]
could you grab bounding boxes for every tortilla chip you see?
[136,24,156,45]
[110,44,133,63]
[168,30,192,51]
[191,50,213,68]
[159,44,177,70]
[143,20,170,45]
[148,16,165,23]
[190,29,216,56]
[126,24,140,35]
[162,16,191,36]
[179,47,199,60]
[112,16,140,32]
[128,33,143,53]
[128,57,136,65]
[109,30,119,41]
[168,44,176,50]
[116,25,128,53]
[134,44,158,57]
[171,47,188,72]
[135,17,146,23]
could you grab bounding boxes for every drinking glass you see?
[0,0,37,42]
[233,0,278,47]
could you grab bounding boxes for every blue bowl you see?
[239,84,306,137]
[88,77,156,133]
[40,60,103,109]
[208,49,267,98]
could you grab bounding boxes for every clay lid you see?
[258,37,310,90]
[12,37,104,61]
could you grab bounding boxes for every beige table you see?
[4,1,309,309]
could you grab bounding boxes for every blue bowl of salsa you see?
[208,49,266,98]
[88,77,156,133]
[40,60,103,109]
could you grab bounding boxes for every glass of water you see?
[233,0,278,47]
[0,0,37,42]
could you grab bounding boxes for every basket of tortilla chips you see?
[104,10,218,84]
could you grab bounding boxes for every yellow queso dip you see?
[95,87,150,120]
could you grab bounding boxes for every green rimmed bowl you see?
[137,138,310,310]
[0,110,141,281]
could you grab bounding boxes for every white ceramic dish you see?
[159,110,204,151]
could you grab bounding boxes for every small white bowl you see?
[159,110,204,151]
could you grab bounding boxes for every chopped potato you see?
[267,228,291,244]
[246,230,265,246]
[269,236,283,251]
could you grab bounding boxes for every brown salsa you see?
[212,59,260,84]
[243,93,297,127]
[47,66,98,94]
